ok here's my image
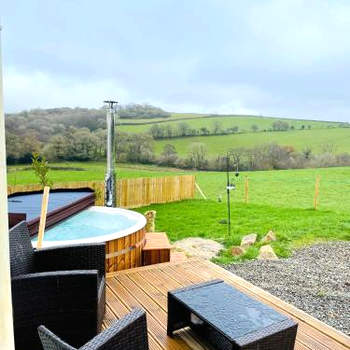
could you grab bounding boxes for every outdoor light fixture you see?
[104,100,118,207]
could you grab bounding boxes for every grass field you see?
[153,127,350,156]
[7,162,349,263]
[7,162,187,186]
[116,112,349,157]
[118,113,339,132]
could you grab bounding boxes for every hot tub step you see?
[142,232,172,266]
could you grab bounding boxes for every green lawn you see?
[153,128,350,156]
[7,162,349,263]
[133,166,350,263]
[135,199,349,263]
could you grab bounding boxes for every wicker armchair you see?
[9,221,106,350]
[38,308,149,350]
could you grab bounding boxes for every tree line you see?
[4,104,168,164]
[156,142,350,171]
[148,119,346,140]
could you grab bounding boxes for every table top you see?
[170,279,290,342]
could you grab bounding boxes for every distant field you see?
[118,112,207,125]
[117,112,348,157]
[7,162,349,263]
[7,162,187,186]
[153,128,350,156]
[118,113,339,133]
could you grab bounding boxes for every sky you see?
[1,0,350,122]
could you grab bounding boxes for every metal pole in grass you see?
[225,151,240,237]
[226,153,231,236]
[0,25,15,350]
[104,100,118,207]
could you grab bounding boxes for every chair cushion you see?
[9,221,35,277]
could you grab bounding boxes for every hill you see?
[153,127,350,156]
[5,106,350,170]
[118,113,340,133]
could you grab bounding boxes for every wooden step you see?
[142,232,172,266]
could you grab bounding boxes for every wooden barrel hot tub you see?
[30,206,147,273]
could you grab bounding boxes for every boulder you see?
[240,233,257,248]
[173,237,224,260]
[261,230,277,244]
[257,245,278,260]
[231,246,245,257]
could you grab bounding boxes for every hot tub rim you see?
[31,206,147,248]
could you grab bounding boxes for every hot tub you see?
[32,206,147,273]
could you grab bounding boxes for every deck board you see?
[104,258,350,350]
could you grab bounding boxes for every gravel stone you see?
[223,241,350,335]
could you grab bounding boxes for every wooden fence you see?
[7,175,196,208]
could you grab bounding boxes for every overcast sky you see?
[2,0,350,122]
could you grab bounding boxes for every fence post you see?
[244,177,249,204]
[195,182,207,200]
[313,175,321,210]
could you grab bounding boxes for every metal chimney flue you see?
[104,100,118,207]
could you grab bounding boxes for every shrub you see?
[31,152,53,187]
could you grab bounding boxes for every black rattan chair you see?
[9,221,106,350]
[38,308,149,350]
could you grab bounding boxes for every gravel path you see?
[223,241,350,335]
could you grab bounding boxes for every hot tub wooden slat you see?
[105,227,146,273]
[125,234,130,269]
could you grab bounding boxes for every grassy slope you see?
[119,113,338,133]
[153,128,350,156]
[8,162,350,262]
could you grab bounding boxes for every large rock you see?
[173,237,224,260]
[231,246,245,257]
[257,245,278,260]
[240,233,257,248]
[261,230,277,244]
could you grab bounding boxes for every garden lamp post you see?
[104,100,118,207]
[225,152,240,236]
[0,25,15,350]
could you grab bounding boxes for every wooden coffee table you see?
[167,279,298,350]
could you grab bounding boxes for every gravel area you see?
[223,241,350,335]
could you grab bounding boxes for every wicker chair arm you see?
[38,325,77,350]
[34,243,105,276]
[80,308,149,350]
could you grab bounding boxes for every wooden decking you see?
[103,258,350,350]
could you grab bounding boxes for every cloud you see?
[2,0,350,122]
[3,67,130,112]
